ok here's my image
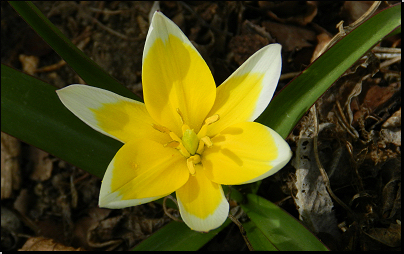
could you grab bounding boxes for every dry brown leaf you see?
[311,33,333,62]
[18,54,39,75]
[290,108,339,238]
[19,236,86,251]
[261,21,316,52]
[259,1,318,26]
[365,223,401,248]
[29,147,53,182]
[1,132,21,199]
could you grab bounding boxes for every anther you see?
[164,140,179,148]
[196,140,205,155]
[186,155,201,175]
[201,136,213,147]
[152,124,171,134]
[205,114,220,125]
[187,158,196,175]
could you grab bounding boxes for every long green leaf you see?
[1,64,121,179]
[242,220,278,251]
[133,219,231,251]
[257,4,401,138]
[241,194,329,251]
[8,1,140,101]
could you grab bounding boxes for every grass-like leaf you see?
[241,194,329,251]
[1,64,121,179]
[133,219,231,251]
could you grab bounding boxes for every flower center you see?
[152,109,219,175]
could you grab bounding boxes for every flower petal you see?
[176,165,229,232]
[142,12,216,135]
[206,44,282,136]
[203,122,291,185]
[56,85,167,144]
[99,139,189,208]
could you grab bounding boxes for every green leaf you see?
[241,194,329,251]
[242,220,278,251]
[132,219,231,251]
[8,1,140,101]
[257,4,401,138]
[1,64,121,179]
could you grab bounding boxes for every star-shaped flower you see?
[57,11,292,232]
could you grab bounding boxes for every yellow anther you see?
[186,155,201,175]
[197,114,220,138]
[164,140,179,148]
[196,140,205,155]
[205,114,220,125]
[187,158,196,175]
[152,124,171,134]
[201,136,213,148]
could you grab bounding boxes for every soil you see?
[1,1,401,251]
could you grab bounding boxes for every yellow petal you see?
[206,44,282,136]
[99,139,189,208]
[56,85,167,144]
[142,12,216,135]
[203,122,292,185]
[176,164,229,232]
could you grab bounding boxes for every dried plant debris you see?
[291,108,340,239]
[1,207,23,251]
[1,133,21,200]
[288,32,401,250]
[19,236,86,251]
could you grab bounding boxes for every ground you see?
[1,1,401,251]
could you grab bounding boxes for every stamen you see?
[187,158,196,175]
[205,114,220,125]
[197,114,220,138]
[176,108,184,123]
[164,140,179,148]
[186,155,201,175]
[201,136,213,148]
[197,125,208,139]
[152,124,171,134]
[196,140,205,155]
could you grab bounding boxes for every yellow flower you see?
[56,11,292,232]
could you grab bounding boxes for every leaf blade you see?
[1,64,121,178]
[241,194,329,251]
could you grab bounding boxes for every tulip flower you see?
[57,11,292,232]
